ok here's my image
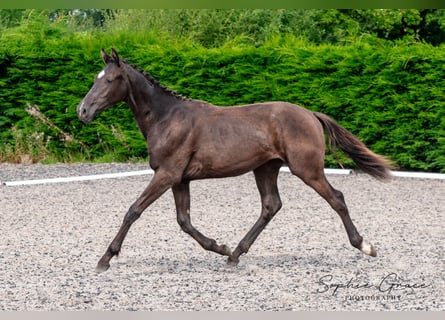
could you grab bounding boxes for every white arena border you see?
[2,169,154,187]
[2,167,444,187]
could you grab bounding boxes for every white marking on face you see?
[97,69,106,79]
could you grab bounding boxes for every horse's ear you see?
[111,48,120,67]
[101,48,111,64]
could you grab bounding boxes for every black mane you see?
[128,62,190,101]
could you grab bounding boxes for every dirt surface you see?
[0,163,444,310]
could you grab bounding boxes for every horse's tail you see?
[313,112,395,181]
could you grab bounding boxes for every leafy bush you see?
[0,14,443,172]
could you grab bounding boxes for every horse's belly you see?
[183,142,280,180]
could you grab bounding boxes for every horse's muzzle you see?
[77,101,94,124]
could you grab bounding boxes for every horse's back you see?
[224,101,325,147]
[181,100,326,179]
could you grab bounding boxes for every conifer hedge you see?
[0,23,444,172]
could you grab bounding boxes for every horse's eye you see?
[106,78,113,84]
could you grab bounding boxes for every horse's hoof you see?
[95,262,110,273]
[226,256,239,267]
[360,241,377,257]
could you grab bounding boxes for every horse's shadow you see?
[114,250,355,276]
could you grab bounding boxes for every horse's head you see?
[77,48,129,123]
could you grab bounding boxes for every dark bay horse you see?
[77,48,393,272]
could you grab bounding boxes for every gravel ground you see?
[0,163,444,311]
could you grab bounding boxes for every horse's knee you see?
[177,216,187,230]
[177,213,192,233]
[262,196,282,220]
[273,198,282,213]
[333,189,345,203]
[123,205,142,224]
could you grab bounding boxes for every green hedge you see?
[0,25,444,171]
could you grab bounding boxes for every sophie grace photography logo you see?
[315,272,432,301]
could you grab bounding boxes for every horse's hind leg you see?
[227,160,283,266]
[172,181,232,257]
[292,164,377,257]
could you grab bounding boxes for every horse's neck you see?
[126,69,182,139]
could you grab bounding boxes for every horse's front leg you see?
[96,170,175,272]
[172,181,232,258]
